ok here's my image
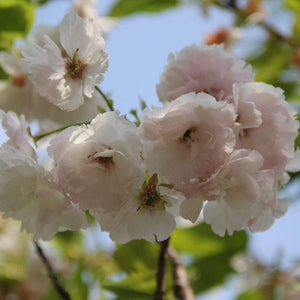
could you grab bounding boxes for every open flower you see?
[22,12,108,111]
[0,144,88,240]
[92,173,184,243]
[72,0,117,36]
[49,111,145,213]
[140,92,236,204]
[0,110,37,160]
[234,82,299,176]
[156,44,254,103]
[200,150,285,236]
[0,51,35,117]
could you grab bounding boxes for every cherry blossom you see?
[234,82,299,176]
[140,92,236,204]
[156,44,254,103]
[22,12,108,111]
[0,144,88,240]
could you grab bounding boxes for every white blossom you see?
[0,144,88,240]
[72,0,117,36]
[22,12,108,111]
[49,111,145,213]
[50,111,185,243]
[156,44,254,103]
[0,50,106,126]
[0,110,37,160]
[92,173,184,243]
[200,149,284,236]
[0,51,35,117]
[234,82,299,176]
[140,92,236,208]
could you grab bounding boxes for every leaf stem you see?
[95,86,114,111]
[33,121,90,142]
[154,238,170,300]
[34,241,72,300]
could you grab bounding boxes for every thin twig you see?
[168,247,195,300]
[34,241,72,300]
[154,238,170,300]
[95,86,114,111]
[33,120,90,142]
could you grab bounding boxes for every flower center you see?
[66,48,86,79]
[88,151,115,169]
[10,74,26,87]
[137,173,165,211]
[179,127,196,144]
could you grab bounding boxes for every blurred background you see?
[0,0,300,299]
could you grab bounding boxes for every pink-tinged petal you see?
[157,44,254,103]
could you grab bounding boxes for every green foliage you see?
[0,66,8,80]
[114,240,159,273]
[109,0,179,17]
[0,0,34,50]
[102,224,248,299]
[172,223,248,293]
[103,240,175,300]
[236,289,268,300]
[285,0,300,14]
[248,38,293,83]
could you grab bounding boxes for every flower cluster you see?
[0,9,298,243]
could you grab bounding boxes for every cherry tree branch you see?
[154,238,170,300]
[34,241,72,300]
[168,247,195,300]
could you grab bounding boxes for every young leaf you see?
[109,0,179,17]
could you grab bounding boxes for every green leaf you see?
[109,0,179,17]
[113,240,159,273]
[248,38,293,83]
[0,65,9,80]
[171,222,247,257]
[236,289,268,300]
[102,271,155,299]
[171,223,248,293]
[0,0,34,50]
[285,0,300,14]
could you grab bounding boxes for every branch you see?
[154,238,170,300]
[34,241,72,300]
[168,247,195,300]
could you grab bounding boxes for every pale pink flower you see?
[200,149,283,236]
[0,50,106,125]
[72,0,117,36]
[0,51,35,117]
[22,12,108,111]
[0,110,37,160]
[50,111,185,243]
[140,92,236,205]
[156,44,254,103]
[0,144,88,240]
[49,111,145,213]
[92,173,184,243]
[234,82,299,176]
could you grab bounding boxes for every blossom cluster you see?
[0,4,299,243]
